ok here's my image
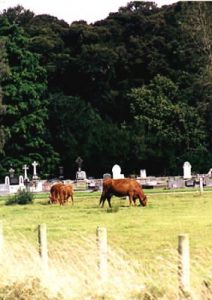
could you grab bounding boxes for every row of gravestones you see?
[109,162,209,180]
[1,161,212,195]
[0,161,42,195]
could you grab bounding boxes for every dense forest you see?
[0,1,211,179]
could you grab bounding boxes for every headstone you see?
[3,170,25,194]
[76,170,87,180]
[208,168,212,178]
[168,178,185,189]
[23,164,29,180]
[32,161,39,179]
[140,169,147,178]
[75,156,87,181]
[183,162,192,179]
[75,156,83,171]
[185,179,195,187]
[9,167,15,178]
[5,176,10,185]
[112,164,124,179]
[10,177,19,185]
[103,173,111,179]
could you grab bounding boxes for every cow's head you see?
[140,195,147,206]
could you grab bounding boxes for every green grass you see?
[1,189,212,259]
[0,189,212,299]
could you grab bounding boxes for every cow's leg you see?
[64,192,69,205]
[133,197,137,206]
[49,194,53,204]
[57,191,63,205]
[107,195,112,208]
[51,191,57,204]
[128,193,133,206]
[99,193,106,208]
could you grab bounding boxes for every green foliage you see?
[0,38,9,154]
[129,75,207,173]
[0,17,59,176]
[0,2,212,177]
[5,189,34,205]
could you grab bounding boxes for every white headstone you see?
[5,176,10,185]
[32,161,39,179]
[76,170,87,180]
[183,161,192,179]
[140,169,147,178]
[23,164,29,180]
[112,164,124,179]
[208,168,212,178]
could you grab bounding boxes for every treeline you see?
[0,1,211,179]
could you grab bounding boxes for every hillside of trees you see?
[0,1,211,179]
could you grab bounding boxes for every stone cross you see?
[23,164,29,180]
[75,157,83,171]
[9,168,15,178]
[32,161,39,179]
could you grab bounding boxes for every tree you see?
[0,38,9,154]
[129,75,207,174]
[0,17,59,176]
[48,93,132,177]
[181,2,212,151]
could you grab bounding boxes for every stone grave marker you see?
[112,164,124,179]
[183,161,192,179]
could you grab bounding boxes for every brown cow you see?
[99,178,147,208]
[50,183,64,204]
[60,184,74,205]
[50,183,74,205]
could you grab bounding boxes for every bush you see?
[5,189,34,205]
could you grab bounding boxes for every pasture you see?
[0,188,212,299]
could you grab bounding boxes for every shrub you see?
[5,189,34,205]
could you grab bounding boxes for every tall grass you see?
[0,190,212,299]
[0,234,212,299]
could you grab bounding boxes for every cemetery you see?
[0,1,212,298]
[0,159,212,196]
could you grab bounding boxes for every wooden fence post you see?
[38,224,48,273]
[96,226,108,283]
[178,234,190,297]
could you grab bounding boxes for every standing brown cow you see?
[99,178,147,208]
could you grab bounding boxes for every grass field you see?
[0,188,212,299]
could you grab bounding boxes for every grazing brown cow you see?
[50,183,64,204]
[99,178,147,208]
[50,183,74,205]
[60,184,74,205]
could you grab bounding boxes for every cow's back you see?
[112,179,139,193]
